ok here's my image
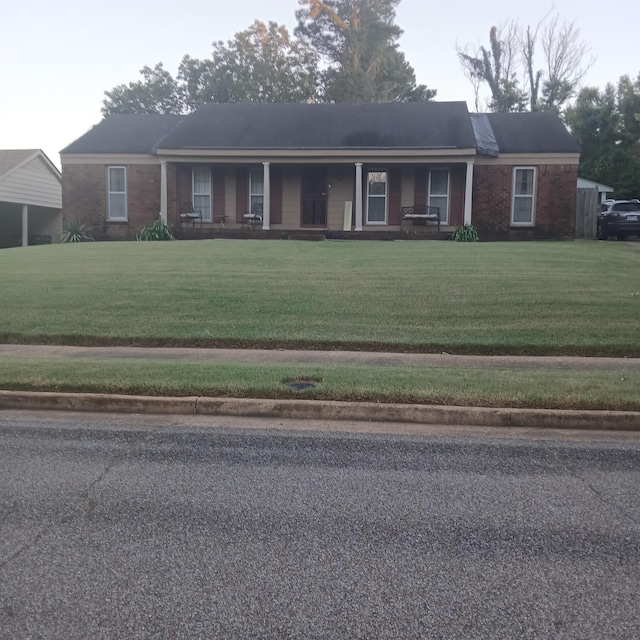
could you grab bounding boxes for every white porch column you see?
[464,161,474,225]
[21,204,28,247]
[262,162,271,230]
[159,161,168,224]
[354,163,363,231]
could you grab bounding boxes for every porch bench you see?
[401,205,440,231]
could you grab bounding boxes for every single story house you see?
[60,102,580,240]
[0,149,62,248]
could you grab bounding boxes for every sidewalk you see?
[3,344,640,372]
[2,344,640,431]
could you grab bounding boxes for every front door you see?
[301,168,327,227]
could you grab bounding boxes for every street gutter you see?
[1,390,639,431]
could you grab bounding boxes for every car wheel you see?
[596,224,607,240]
[617,233,627,241]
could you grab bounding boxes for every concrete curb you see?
[1,390,640,431]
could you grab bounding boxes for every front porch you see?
[160,159,475,237]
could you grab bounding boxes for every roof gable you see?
[0,150,62,208]
[0,149,41,179]
[0,149,61,183]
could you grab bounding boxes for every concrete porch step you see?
[287,233,327,241]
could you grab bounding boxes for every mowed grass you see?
[2,357,640,411]
[1,239,639,354]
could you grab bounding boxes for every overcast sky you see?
[1,0,638,168]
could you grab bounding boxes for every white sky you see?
[1,0,638,168]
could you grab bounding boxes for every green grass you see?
[1,239,639,355]
[1,357,639,411]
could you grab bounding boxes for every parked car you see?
[596,199,640,240]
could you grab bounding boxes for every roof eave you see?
[155,147,479,157]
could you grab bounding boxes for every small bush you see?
[60,221,94,243]
[451,223,479,242]
[137,219,175,241]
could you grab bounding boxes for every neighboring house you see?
[61,103,580,241]
[577,177,614,203]
[0,150,62,248]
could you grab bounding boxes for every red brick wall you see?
[472,163,578,240]
[62,163,162,241]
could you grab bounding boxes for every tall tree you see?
[295,0,435,102]
[458,13,592,113]
[102,21,319,116]
[102,63,185,116]
[181,21,320,107]
[565,75,640,197]
[458,23,526,112]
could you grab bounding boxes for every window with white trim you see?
[428,169,450,224]
[512,167,536,225]
[107,166,127,220]
[249,168,264,214]
[366,170,387,224]
[192,168,212,222]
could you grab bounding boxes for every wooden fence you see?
[576,187,599,238]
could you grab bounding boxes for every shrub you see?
[60,221,94,243]
[137,219,175,241]
[451,223,479,242]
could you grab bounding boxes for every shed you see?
[577,177,614,203]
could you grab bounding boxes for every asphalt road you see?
[1,412,639,639]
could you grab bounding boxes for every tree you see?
[102,21,319,116]
[533,14,592,112]
[180,21,320,107]
[565,75,640,197]
[102,63,185,116]
[102,2,436,114]
[458,23,526,112]
[295,0,435,102]
[458,13,592,113]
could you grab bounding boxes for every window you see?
[107,167,127,220]
[192,168,212,222]
[428,169,450,224]
[366,170,387,224]
[512,167,536,225]
[249,168,264,215]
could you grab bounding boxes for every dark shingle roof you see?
[61,114,186,154]
[60,104,581,157]
[158,102,476,150]
[484,112,580,154]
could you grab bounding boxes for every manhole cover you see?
[284,380,320,391]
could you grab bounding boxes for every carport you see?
[0,149,62,248]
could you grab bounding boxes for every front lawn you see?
[1,239,639,355]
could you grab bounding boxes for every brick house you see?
[60,102,580,240]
